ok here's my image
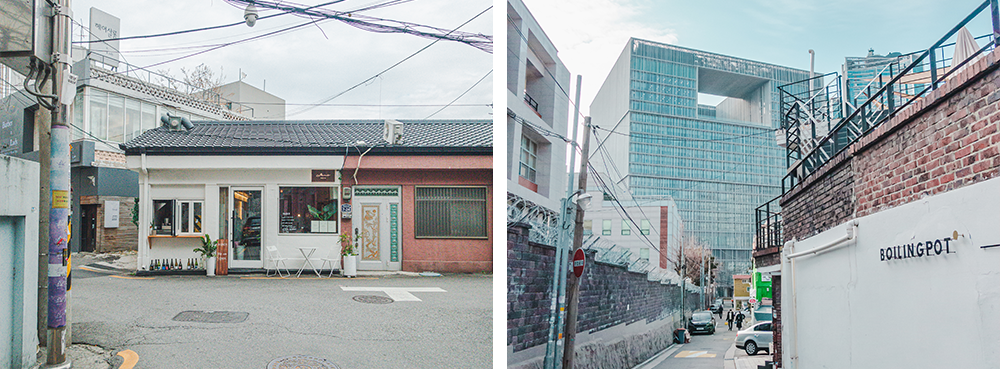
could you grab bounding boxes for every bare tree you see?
[672,236,718,286]
[154,64,225,101]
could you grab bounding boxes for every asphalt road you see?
[68,265,491,369]
[645,320,737,369]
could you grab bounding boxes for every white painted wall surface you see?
[0,155,39,369]
[134,164,343,271]
[782,176,1000,369]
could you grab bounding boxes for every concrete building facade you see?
[506,0,572,247]
[589,39,811,294]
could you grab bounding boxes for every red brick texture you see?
[773,48,1000,369]
[782,48,1000,240]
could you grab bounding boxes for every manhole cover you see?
[172,310,248,323]
[352,295,394,304]
[267,355,340,369]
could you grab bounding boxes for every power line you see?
[288,5,492,117]
[225,0,492,52]
[140,19,323,70]
[424,69,492,119]
[71,0,345,44]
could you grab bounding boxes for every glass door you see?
[230,187,263,268]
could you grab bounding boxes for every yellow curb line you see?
[79,266,114,273]
[116,349,138,369]
[110,275,155,280]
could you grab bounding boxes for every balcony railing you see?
[779,0,1000,194]
[523,91,539,112]
[754,195,783,251]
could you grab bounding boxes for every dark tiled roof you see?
[120,119,492,155]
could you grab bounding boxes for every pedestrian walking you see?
[735,310,745,331]
[726,310,734,331]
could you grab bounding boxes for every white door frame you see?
[352,186,401,271]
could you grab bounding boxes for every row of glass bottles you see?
[149,258,201,271]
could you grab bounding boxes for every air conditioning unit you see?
[383,119,403,145]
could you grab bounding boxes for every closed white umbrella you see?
[953,26,979,66]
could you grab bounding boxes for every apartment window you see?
[279,187,339,234]
[602,219,612,236]
[125,99,141,141]
[177,201,203,234]
[87,90,161,143]
[108,94,125,142]
[519,135,537,183]
[583,220,592,235]
[640,219,651,235]
[89,91,108,140]
[621,220,631,235]
[640,248,650,260]
[414,187,487,238]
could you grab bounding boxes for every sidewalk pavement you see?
[723,343,768,369]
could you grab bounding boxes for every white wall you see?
[134,163,344,271]
[782,176,1000,369]
[0,155,39,368]
[588,42,633,184]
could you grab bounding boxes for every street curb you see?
[632,343,682,369]
[723,343,737,369]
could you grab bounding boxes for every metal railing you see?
[754,195,783,251]
[780,0,1000,194]
[524,91,539,112]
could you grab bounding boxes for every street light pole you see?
[45,0,73,367]
[543,75,583,369]
[562,117,591,369]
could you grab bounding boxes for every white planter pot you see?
[343,255,358,277]
[206,256,216,277]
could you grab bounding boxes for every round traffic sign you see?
[749,298,757,305]
[573,249,586,278]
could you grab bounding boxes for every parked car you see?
[687,311,716,335]
[710,299,724,315]
[735,321,773,355]
[240,216,261,247]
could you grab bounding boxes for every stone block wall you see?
[508,223,702,368]
[507,224,557,351]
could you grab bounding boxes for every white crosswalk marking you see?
[674,350,717,358]
[340,286,446,301]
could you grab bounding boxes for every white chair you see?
[265,246,290,278]
[318,248,341,278]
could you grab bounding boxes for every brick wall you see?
[782,49,1000,239]
[781,159,855,241]
[508,223,702,368]
[775,43,1000,369]
[508,223,557,351]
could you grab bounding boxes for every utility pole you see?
[562,117,591,369]
[543,75,583,369]
[46,0,73,367]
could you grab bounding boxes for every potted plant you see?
[194,234,219,276]
[308,202,338,233]
[341,229,359,277]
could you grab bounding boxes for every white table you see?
[296,247,320,277]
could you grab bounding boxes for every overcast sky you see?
[520,0,991,118]
[69,0,492,121]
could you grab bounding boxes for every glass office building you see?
[590,39,811,293]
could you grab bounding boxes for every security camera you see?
[244,3,258,27]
